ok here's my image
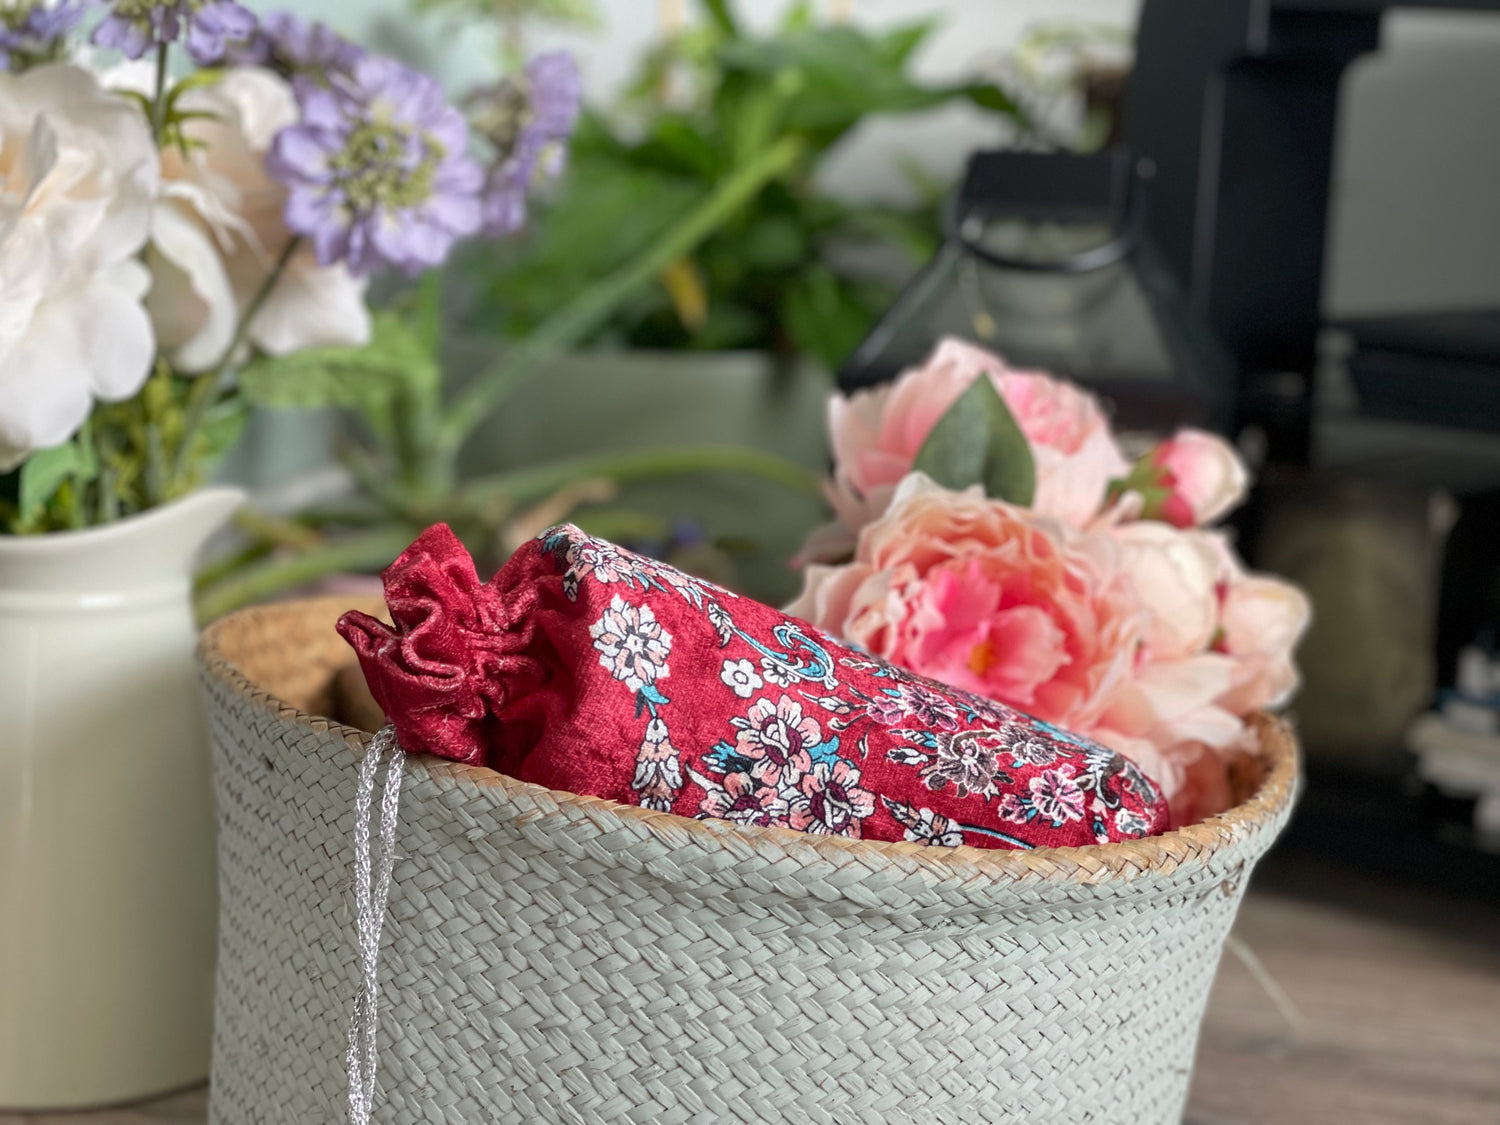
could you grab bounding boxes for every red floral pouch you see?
[338,525,1169,850]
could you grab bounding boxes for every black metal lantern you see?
[839,148,1234,434]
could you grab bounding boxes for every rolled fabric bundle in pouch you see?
[338,524,1168,849]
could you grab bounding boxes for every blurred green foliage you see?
[411,0,600,35]
[192,137,821,619]
[463,0,1024,372]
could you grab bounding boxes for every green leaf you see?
[717,26,953,136]
[412,0,599,30]
[237,312,439,426]
[779,0,813,31]
[453,8,972,369]
[195,401,249,466]
[699,0,738,36]
[473,152,702,338]
[634,115,722,180]
[165,66,225,103]
[686,300,764,350]
[18,437,98,523]
[740,214,806,270]
[840,204,941,263]
[439,136,808,450]
[414,271,443,356]
[912,375,1036,505]
[716,71,795,170]
[571,507,672,544]
[778,265,876,373]
[963,82,1027,121]
[876,19,937,67]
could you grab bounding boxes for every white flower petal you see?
[78,264,156,401]
[139,67,373,361]
[0,64,156,463]
[248,250,371,355]
[1131,653,1238,721]
[148,201,237,372]
[0,299,88,467]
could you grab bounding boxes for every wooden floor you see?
[9,867,1500,1125]
[1187,860,1500,1125]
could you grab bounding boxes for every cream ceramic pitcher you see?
[0,487,243,1109]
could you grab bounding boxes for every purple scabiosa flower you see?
[92,0,257,64]
[526,51,583,138]
[225,9,363,77]
[480,148,529,236]
[0,0,88,70]
[467,49,580,236]
[266,53,483,277]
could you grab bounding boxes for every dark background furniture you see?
[1127,0,1500,464]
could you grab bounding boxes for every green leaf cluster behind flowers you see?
[13,440,98,531]
[411,0,600,46]
[238,312,441,442]
[1,364,247,535]
[465,0,1024,372]
[193,139,823,619]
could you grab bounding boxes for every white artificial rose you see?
[0,64,158,469]
[143,66,370,371]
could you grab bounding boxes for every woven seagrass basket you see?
[198,597,1299,1125]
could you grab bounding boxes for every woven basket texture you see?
[198,598,1299,1125]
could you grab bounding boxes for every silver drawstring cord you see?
[347,726,405,1125]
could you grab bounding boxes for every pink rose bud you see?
[1141,429,1249,528]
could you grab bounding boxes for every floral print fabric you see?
[338,524,1169,851]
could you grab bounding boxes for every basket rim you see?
[199,597,1300,884]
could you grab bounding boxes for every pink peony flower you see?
[1216,569,1313,715]
[1111,521,1221,661]
[789,473,1310,829]
[1148,429,1249,527]
[1113,737,1237,830]
[1093,651,1245,765]
[808,338,1128,561]
[1000,366,1130,529]
[788,473,1143,733]
[1089,522,1309,825]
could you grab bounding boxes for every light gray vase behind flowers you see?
[0,487,243,1109]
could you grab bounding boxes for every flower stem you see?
[231,506,322,550]
[150,42,170,144]
[502,9,524,69]
[194,523,418,624]
[455,443,821,515]
[433,134,806,465]
[64,479,85,530]
[144,419,168,505]
[92,417,120,523]
[173,236,302,485]
[96,465,120,522]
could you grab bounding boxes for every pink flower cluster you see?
[790,338,1309,827]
